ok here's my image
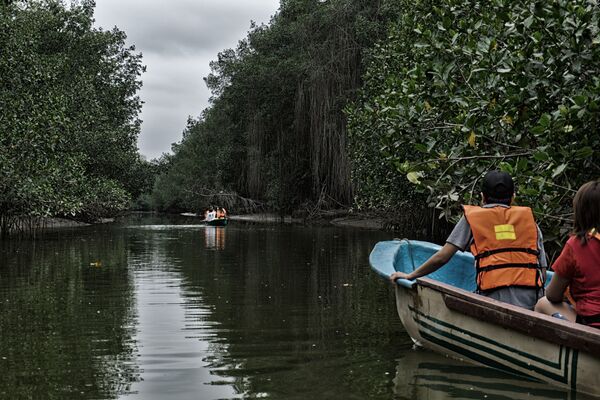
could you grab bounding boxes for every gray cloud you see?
[94,0,279,159]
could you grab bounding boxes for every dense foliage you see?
[151,0,402,214]
[150,107,241,213]
[0,0,145,233]
[348,0,600,248]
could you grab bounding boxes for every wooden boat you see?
[206,218,228,227]
[370,239,600,398]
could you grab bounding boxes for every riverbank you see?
[229,212,385,230]
[0,216,118,237]
[43,216,116,228]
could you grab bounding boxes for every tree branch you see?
[412,152,533,167]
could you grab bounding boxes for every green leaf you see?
[538,113,551,128]
[575,146,593,159]
[573,95,587,107]
[407,171,424,184]
[551,163,567,178]
[520,187,539,196]
[414,143,428,153]
[530,126,545,135]
[559,105,569,115]
[499,162,514,174]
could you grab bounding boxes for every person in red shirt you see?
[535,181,600,328]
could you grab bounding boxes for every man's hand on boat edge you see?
[390,271,413,282]
[389,243,461,284]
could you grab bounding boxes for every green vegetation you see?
[151,0,600,247]
[348,0,600,248]
[150,0,402,214]
[4,0,598,246]
[0,0,147,234]
[152,0,599,248]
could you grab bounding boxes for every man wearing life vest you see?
[390,170,547,310]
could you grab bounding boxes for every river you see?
[0,215,581,399]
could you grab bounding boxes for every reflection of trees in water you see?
[167,225,405,399]
[0,228,139,399]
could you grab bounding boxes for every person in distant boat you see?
[216,207,224,219]
[535,181,600,328]
[390,170,547,310]
[206,207,216,222]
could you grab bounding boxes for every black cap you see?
[482,170,514,201]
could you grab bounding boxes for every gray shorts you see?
[482,287,543,310]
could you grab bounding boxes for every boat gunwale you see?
[416,277,600,354]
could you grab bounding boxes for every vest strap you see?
[477,263,540,272]
[474,247,540,260]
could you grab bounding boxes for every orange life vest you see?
[463,205,542,292]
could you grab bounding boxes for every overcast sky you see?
[93,0,280,160]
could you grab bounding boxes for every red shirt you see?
[552,236,600,319]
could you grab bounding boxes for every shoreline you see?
[5,211,386,235]
[228,212,385,230]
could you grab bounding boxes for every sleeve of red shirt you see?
[551,241,575,280]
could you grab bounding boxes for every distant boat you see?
[179,213,228,226]
[206,218,228,227]
[370,239,600,398]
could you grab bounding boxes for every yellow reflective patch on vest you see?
[494,224,516,240]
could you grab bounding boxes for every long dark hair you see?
[573,181,600,244]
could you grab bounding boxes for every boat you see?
[370,239,600,398]
[206,218,228,227]
[179,213,229,226]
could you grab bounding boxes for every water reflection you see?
[204,227,226,250]
[393,349,585,400]
[121,268,238,399]
[170,223,403,399]
[2,216,576,400]
[0,227,139,399]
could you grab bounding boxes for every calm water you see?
[0,215,581,399]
